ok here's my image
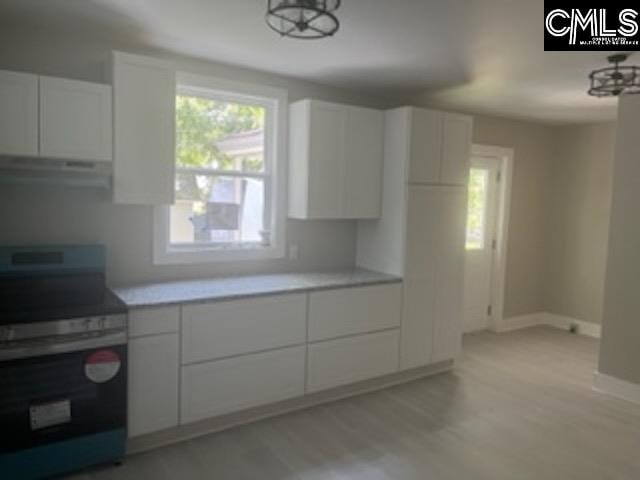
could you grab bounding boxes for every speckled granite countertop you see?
[113,268,401,308]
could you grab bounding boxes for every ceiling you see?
[0,0,623,123]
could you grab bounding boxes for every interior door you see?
[463,155,500,332]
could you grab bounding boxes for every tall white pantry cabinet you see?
[357,107,472,369]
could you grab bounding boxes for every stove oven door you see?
[0,341,127,454]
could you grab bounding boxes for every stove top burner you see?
[0,246,126,325]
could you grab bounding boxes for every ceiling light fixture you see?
[266,0,341,39]
[588,54,640,97]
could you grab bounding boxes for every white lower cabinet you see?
[180,345,306,424]
[128,333,179,437]
[307,330,400,393]
[401,278,435,369]
[401,186,466,368]
[128,283,412,436]
[308,284,402,342]
[181,294,306,364]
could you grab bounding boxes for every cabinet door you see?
[181,293,306,364]
[288,101,311,218]
[402,187,439,369]
[405,187,439,280]
[401,278,435,369]
[39,76,112,162]
[401,186,466,368]
[343,106,384,218]
[432,189,466,362]
[112,52,175,204]
[308,284,401,342]
[307,101,346,218]
[408,108,442,184]
[307,330,400,392]
[181,345,305,423]
[128,333,179,437]
[0,70,38,156]
[441,113,472,186]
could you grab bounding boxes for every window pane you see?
[466,168,488,250]
[171,172,266,246]
[176,94,265,172]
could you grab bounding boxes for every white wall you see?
[547,123,616,325]
[0,25,404,287]
[599,95,640,385]
[0,20,618,322]
[468,115,556,318]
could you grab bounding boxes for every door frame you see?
[470,144,514,333]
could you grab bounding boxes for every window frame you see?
[153,72,287,265]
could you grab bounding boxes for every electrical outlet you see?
[288,244,299,260]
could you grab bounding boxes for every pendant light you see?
[266,0,341,39]
[588,54,640,97]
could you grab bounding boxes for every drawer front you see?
[181,294,306,364]
[307,330,400,393]
[128,333,179,437]
[308,284,402,341]
[128,306,180,338]
[180,345,306,424]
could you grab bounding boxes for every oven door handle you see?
[0,330,127,361]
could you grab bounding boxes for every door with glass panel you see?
[463,155,500,332]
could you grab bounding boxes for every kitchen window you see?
[154,73,287,264]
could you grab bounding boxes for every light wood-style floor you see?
[70,326,640,480]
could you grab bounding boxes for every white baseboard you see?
[593,371,640,404]
[544,313,601,338]
[501,312,546,332]
[502,312,601,338]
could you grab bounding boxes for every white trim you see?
[593,371,640,404]
[470,145,514,334]
[544,313,602,338]
[501,311,601,338]
[500,312,546,332]
[153,73,288,265]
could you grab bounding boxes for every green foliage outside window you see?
[175,95,265,170]
[466,168,487,250]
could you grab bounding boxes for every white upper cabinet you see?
[306,100,346,218]
[406,107,472,186]
[39,76,112,162]
[0,70,38,157]
[289,99,383,219]
[408,108,442,184]
[344,106,384,218]
[112,51,175,205]
[441,113,473,186]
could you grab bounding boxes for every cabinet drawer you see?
[308,284,401,341]
[181,294,306,364]
[307,330,400,393]
[128,306,180,338]
[128,333,179,437]
[181,345,306,423]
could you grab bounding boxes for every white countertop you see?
[113,268,401,308]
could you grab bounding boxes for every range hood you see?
[0,157,112,189]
